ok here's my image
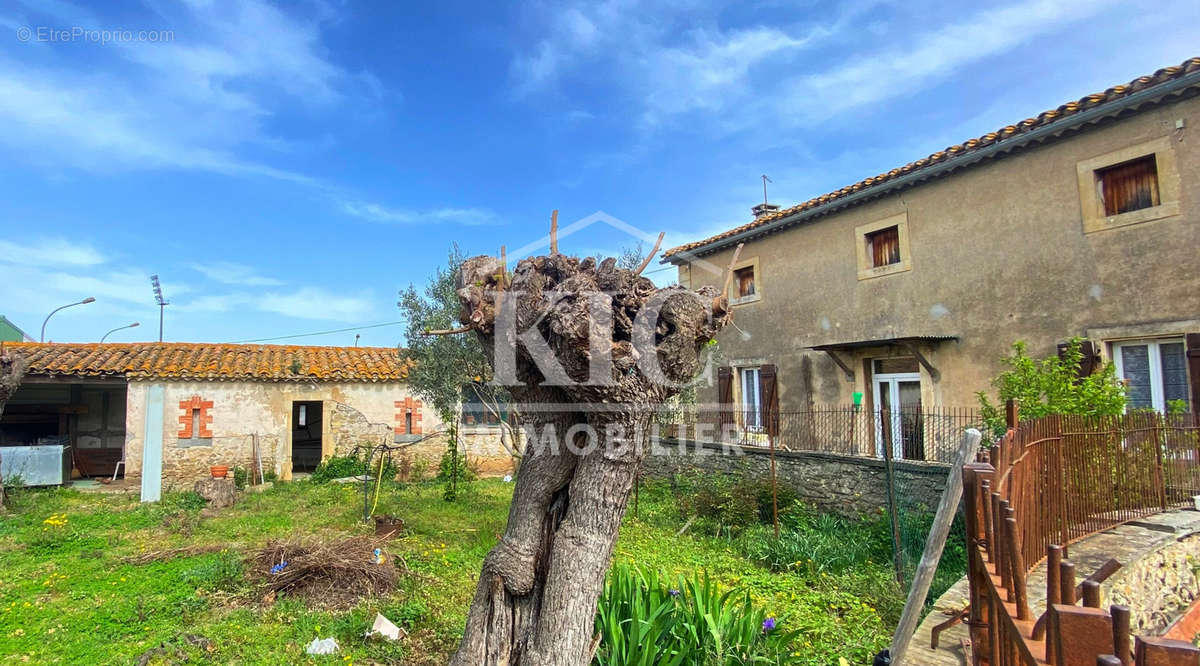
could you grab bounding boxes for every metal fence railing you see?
[657,406,985,464]
[964,406,1200,665]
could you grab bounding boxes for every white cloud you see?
[509,0,1118,131]
[184,287,376,322]
[0,0,360,183]
[340,201,497,226]
[189,261,284,287]
[0,238,106,267]
[781,0,1118,121]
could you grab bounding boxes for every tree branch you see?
[713,242,745,314]
[634,232,665,276]
[549,210,559,255]
[422,325,473,336]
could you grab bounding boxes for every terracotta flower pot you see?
[210,465,229,479]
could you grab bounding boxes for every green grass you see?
[0,478,932,665]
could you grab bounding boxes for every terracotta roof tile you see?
[4,342,413,383]
[663,57,1200,259]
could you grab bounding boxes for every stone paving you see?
[904,508,1200,665]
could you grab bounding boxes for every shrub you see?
[181,551,244,592]
[674,472,763,536]
[233,466,249,490]
[594,564,801,666]
[978,338,1125,438]
[310,453,399,484]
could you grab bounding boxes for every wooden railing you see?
[963,403,1200,665]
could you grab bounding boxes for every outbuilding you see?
[0,342,510,500]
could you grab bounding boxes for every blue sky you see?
[0,0,1194,347]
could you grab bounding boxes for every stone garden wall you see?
[1106,532,1200,636]
[641,438,951,517]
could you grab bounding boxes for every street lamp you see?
[100,322,140,343]
[40,297,96,342]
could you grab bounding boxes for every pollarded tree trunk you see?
[448,251,730,666]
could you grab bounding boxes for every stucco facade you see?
[668,73,1200,429]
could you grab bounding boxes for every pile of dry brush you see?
[252,536,397,609]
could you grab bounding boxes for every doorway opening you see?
[872,358,924,460]
[291,401,323,473]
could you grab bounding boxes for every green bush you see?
[232,466,249,490]
[310,453,399,484]
[436,449,476,483]
[180,551,244,592]
[594,564,801,666]
[978,338,1126,438]
[674,472,764,536]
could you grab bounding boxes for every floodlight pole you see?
[150,275,169,343]
[40,297,96,342]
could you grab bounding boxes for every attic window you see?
[1096,155,1159,216]
[866,226,901,268]
[855,213,911,280]
[734,266,756,298]
[727,257,761,305]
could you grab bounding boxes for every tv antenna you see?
[761,174,772,205]
[150,275,169,342]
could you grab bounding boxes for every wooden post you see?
[889,429,982,664]
[963,460,996,665]
[881,419,905,585]
[1006,398,1020,430]
[768,432,780,538]
[1110,605,1131,666]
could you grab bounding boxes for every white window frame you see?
[872,370,921,459]
[738,366,763,432]
[1112,337,1187,412]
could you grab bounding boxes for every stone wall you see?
[123,379,519,489]
[641,439,950,517]
[1106,532,1200,636]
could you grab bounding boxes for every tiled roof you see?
[663,57,1200,260]
[3,342,413,383]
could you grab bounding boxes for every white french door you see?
[873,372,923,460]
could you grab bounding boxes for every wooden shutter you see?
[1186,334,1200,419]
[760,364,780,437]
[717,366,733,428]
[868,227,900,267]
[1057,340,1099,378]
[1098,155,1159,215]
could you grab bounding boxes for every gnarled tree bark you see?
[449,251,730,666]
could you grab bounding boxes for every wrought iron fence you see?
[656,405,984,464]
[964,406,1200,665]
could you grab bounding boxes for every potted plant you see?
[210,465,229,479]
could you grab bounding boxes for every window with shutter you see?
[855,213,911,280]
[1097,155,1159,216]
[739,367,762,431]
[866,226,901,268]
[1114,338,1190,412]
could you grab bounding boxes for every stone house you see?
[663,58,1200,459]
[0,342,512,499]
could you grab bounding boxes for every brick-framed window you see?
[178,395,213,439]
[394,397,423,435]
